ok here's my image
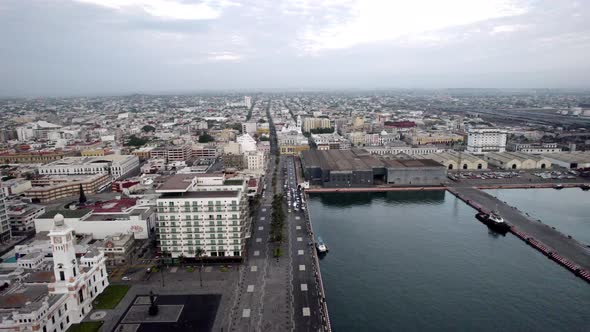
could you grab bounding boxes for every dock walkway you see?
[449,187,590,275]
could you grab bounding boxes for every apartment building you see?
[467,128,508,154]
[25,174,111,203]
[0,191,10,243]
[156,174,250,258]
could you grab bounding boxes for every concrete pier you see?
[448,187,590,281]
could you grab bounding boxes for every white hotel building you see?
[466,128,508,154]
[0,214,109,332]
[38,155,139,180]
[156,174,250,258]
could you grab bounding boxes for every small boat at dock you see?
[580,184,590,191]
[475,211,510,234]
[316,237,328,254]
[554,184,564,190]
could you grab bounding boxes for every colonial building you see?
[0,214,109,332]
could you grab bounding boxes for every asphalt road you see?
[284,155,323,331]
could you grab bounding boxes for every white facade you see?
[467,128,507,154]
[241,122,257,135]
[0,214,109,332]
[237,133,257,152]
[156,174,250,258]
[35,208,155,240]
[244,150,266,170]
[244,96,252,109]
[39,155,139,180]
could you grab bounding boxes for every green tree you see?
[142,125,156,133]
[125,135,148,147]
[198,133,215,143]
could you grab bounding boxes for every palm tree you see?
[196,247,205,288]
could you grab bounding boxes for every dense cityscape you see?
[2,0,590,330]
[0,90,590,331]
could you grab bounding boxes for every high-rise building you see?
[467,128,507,154]
[303,117,331,133]
[156,174,250,258]
[0,190,10,243]
[244,96,252,109]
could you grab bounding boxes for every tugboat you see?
[475,210,510,234]
[316,237,328,254]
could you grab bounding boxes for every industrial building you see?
[301,149,446,187]
[484,151,551,170]
[542,152,590,169]
[424,151,488,170]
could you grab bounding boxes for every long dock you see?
[448,187,590,283]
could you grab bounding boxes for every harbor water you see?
[485,188,590,245]
[308,191,590,332]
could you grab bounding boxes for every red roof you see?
[86,198,138,213]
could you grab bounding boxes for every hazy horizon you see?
[2,0,590,97]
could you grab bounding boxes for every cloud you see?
[208,52,242,62]
[73,0,239,20]
[491,24,528,34]
[295,0,530,54]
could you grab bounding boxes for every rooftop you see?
[159,190,239,199]
[39,209,92,219]
[156,174,196,192]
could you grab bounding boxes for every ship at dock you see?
[316,236,329,254]
[475,210,511,235]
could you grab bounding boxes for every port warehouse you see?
[301,149,447,187]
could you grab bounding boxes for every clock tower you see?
[49,213,80,284]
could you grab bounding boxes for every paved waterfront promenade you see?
[449,186,590,272]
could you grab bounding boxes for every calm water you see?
[485,188,590,245]
[308,191,590,332]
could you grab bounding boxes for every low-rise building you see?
[424,151,488,170]
[484,152,551,169]
[542,152,590,169]
[25,174,111,203]
[7,203,45,235]
[409,133,464,145]
[0,151,66,164]
[509,143,561,154]
[38,155,139,180]
[96,233,136,266]
[34,198,156,239]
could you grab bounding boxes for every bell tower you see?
[49,213,80,283]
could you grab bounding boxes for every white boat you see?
[316,237,328,253]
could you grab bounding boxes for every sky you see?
[1,0,590,96]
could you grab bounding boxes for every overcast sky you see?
[1,0,590,96]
